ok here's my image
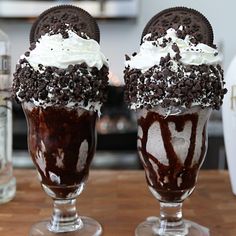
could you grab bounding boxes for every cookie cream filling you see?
[24,30,108,71]
[125,28,221,71]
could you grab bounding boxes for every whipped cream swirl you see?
[13,30,109,114]
[25,30,108,70]
[124,27,226,111]
[126,28,221,71]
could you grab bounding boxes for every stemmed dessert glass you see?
[22,102,102,236]
[135,106,211,236]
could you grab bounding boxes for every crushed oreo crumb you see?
[46,22,90,40]
[125,54,131,61]
[24,51,30,57]
[13,60,109,110]
[172,43,180,53]
[124,59,226,110]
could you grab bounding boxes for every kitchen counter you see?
[0,170,235,235]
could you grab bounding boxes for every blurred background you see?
[0,0,233,170]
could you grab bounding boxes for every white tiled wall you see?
[0,0,235,83]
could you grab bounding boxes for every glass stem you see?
[159,202,184,230]
[49,198,82,233]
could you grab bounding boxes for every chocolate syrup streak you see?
[24,105,97,198]
[138,111,207,202]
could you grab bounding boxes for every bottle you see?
[0,29,16,203]
[223,56,236,195]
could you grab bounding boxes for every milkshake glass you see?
[12,5,109,236]
[23,103,101,235]
[136,106,211,235]
[124,7,227,236]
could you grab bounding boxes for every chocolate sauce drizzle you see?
[24,106,97,198]
[138,111,207,202]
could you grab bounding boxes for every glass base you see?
[29,216,102,236]
[0,176,16,204]
[135,216,210,236]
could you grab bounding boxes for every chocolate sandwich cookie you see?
[30,5,100,43]
[142,7,214,46]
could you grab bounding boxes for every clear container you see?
[0,29,16,203]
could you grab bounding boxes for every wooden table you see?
[0,170,235,236]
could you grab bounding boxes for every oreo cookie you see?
[142,7,214,46]
[30,5,100,43]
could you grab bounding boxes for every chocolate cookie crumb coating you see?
[124,61,226,110]
[13,60,109,109]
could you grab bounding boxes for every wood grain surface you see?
[0,170,235,236]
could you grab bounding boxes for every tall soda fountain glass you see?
[12,5,109,236]
[124,7,227,236]
[136,106,211,235]
[23,103,99,235]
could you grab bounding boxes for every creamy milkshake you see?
[14,29,109,199]
[23,104,97,199]
[137,106,211,202]
[125,26,226,203]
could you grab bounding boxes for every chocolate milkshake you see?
[137,106,211,202]
[23,104,97,199]
[124,7,227,203]
[13,6,109,199]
